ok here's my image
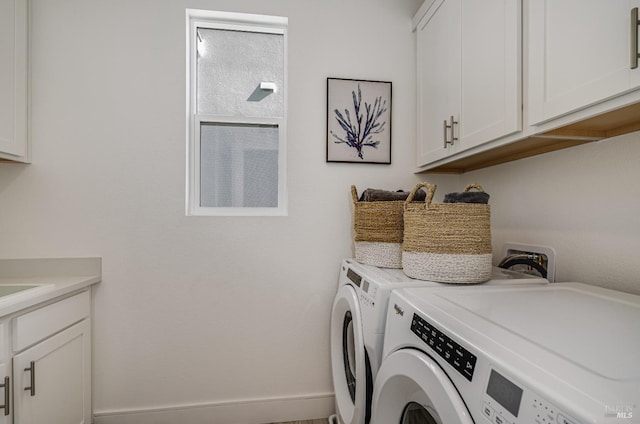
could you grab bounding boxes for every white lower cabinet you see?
[0,290,91,424]
[13,320,90,424]
[0,363,9,424]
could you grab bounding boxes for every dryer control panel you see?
[411,313,477,381]
[481,368,584,424]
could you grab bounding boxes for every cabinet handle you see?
[443,119,451,147]
[24,361,35,396]
[0,376,8,415]
[443,116,458,148]
[443,115,459,148]
[632,7,639,69]
[450,116,458,144]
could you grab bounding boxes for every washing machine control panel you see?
[346,267,378,308]
[411,313,477,381]
[346,268,363,287]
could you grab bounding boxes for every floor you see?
[272,420,328,424]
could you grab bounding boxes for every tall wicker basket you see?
[402,182,492,283]
[351,185,405,268]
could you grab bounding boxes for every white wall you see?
[469,132,640,296]
[3,0,639,422]
[0,0,457,423]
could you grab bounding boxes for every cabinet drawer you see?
[13,290,90,351]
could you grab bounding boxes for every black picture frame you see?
[326,78,392,164]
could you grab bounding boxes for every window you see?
[186,10,288,216]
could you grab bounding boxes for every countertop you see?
[0,257,101,317]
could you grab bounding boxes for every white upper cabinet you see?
[415,0,521,168]
[529,0,640,125]
[0,0,29,162]
[415,0,460,165]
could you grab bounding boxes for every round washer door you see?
[371,349,474,424]
[331,284,368,424]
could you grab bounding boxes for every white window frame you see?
[186,9,288,216]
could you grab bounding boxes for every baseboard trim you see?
[93,392,335,424]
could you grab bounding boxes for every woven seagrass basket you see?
[402,182,492,283]
[351,185,405,268]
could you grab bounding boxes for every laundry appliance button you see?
[482,403,494,421]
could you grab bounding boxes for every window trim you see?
[185,9,288,216]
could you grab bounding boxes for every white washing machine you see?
[330,259,548,424]
[372,283,640,424]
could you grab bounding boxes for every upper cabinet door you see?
[415,0,462,166]
[0,0,28,160]
[458,0,521,150]
[529,0,640,125]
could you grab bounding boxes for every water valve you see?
[499,243,556,282]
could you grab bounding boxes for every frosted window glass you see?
[197,28,284,118]
[187,10,287,215]
[200,123,279,208]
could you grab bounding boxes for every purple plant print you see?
[330,84,388,160]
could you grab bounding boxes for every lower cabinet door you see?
[0,363,9,424]
[13,320,91,424]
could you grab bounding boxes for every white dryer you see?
[372,283,640,424]
[330,259,547,424]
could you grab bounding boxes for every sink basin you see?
[0,285,41,297]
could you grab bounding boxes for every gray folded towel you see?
[359,188,427,202]
[443,191,490,204]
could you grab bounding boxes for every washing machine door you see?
[371,349,473,424]
[331,284,372,424]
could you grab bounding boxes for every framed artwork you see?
[326,78,392,164]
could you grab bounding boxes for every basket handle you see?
[463,183,485,193]
[351,185,359,203]
[405,182,437,208]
